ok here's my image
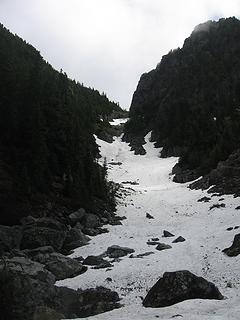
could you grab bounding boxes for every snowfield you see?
[58,131,240,320]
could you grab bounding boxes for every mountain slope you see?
[123,17,240,183]
[0,23,123,224]
[58,133,240,320]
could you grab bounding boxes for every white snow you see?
[58,131,240,320]
[109,118,129,126]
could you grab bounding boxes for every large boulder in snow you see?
[223,233,240,256]
[83,255,112,268]
[20,218,67,251]
[143,270,223,308]
[106,245,135,258]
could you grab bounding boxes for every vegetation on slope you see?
[124,17,240,181]
[0,23,124,224]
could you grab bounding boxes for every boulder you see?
[0,256,55,285]
[146,213,154,219]
[209,203,226,210]
[20,218,67,251]
[197,197,211,202]
[33,307,64,320]
[82,213,101,229]
[163,230,175,237]
[63,227,90,251]
[223,233,240,256]
[129,252,154,258]
[0,264,120,320]
[106,245,135,258]
[25,249,87,280]
[172,236,186,243]
[156,243,172,251]
[0,225,22,253]
[83,255,112,268]
[147,241,160,246]
[143,270,223,308]
[68,208,86,226]
[54,286,121,318]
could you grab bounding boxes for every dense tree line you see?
[0,23,122,224]
[124,17,240,179]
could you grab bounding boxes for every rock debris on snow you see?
[163,230,175,237]
[143,270,223,308]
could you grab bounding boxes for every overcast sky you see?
[0,1,240,109]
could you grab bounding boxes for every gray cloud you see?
[0,0,239,108]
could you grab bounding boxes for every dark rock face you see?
[106,245,135,258]
[223,233,240,256]
[156,243,172,251]
[20,218,67,251]
[190,149,240,197]
[172,165,200,184]
[122,133,147,155]
[124,18,240,185]
[143,270,223,308]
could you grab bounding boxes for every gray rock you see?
[163,230,175,237]
[20,218,67,251]
[24,248,87,280]
[24,246,55,257]
[209,203,226,210]
[146,213,154,219]
[223,233,240,256]
[129,252,155,258]
[156,243,172,251]
[69,208,86,225]
[106,245,135,258]
[197,197,211,202]
[33,307,64,320]
[0,256,55,284]
[63,227,90,251]
[109,220,123,226]
[172,236,185,243]
[0,265,120,320]
[83,255,112,268]
[143,270,223,308]
[147,241,160,245]
[0,225,22,252]
[55,286,121,318]
[82,213,101,229]
[20,215,36,225]
[83,228,100,236]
